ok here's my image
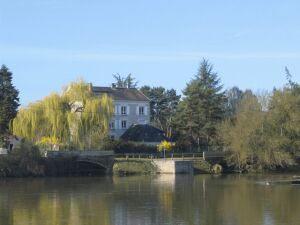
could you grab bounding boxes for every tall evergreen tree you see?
[0,65,19,139]
[176,59,226,149]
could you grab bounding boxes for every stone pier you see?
[153,159,193,174]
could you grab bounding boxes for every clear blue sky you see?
[1,0,299,105]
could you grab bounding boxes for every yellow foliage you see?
[39,136,60,145]
[11,80,113,150]
[157,140,174,152]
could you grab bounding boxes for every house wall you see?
[8,136,21,151]
[110,100,150,139]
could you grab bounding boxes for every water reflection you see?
[0,174,299,225]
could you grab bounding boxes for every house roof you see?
[92,86,149,102]
[120,124,170,142]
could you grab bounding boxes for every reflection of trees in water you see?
[0,175,300,225]
[217,175,265,225]
[211,175,300,225]
[267,184,300,225]
[0,178,114,225]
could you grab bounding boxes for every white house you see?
[91,84,151,139]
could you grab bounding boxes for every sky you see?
[1,0,300,105]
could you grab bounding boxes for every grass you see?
[113,158,157,175]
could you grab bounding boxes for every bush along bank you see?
[0,141,45,177]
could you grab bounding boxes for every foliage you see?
[102,138,157,154]
[224,86,243,118]
[174,59,226,149]
[12,80,113,150]
[221,86,297,171]
[0,140,44,177]
[157,140,174,152]
[140,86,181,138]
[113,159,157,175]
[262,85,300,156]
[0,134,7,148]
[211,164,223,174]
[0,65,19,146]
[36,136,61,151]
[193,159,212,173]
[221,91,263,170]
[112,73,138,88]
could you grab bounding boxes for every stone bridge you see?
[46,150,115,173]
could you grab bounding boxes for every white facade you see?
[109,100,150,139]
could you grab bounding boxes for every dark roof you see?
[92,86,149,102]
[120,124,170,142]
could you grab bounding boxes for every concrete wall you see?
[153,159,194,174]
[110,100,150,138]
[0,148,8,155]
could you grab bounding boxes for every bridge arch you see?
[76,159,108,170]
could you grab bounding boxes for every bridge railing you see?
[115,151,226,160]
[45,150,114,158]
[44,150,226,160]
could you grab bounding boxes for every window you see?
[109,121,115,129]
[121,106,127,115]
[121,120,127,129]
[139,106,144,115]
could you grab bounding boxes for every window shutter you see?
[144,106,148,115]
[126,105,129,115]
[136,106,139,115]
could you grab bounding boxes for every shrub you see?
[211,164,223,174]
[101,138,157,154]
[0,140,44,177]
[157,140,174,152]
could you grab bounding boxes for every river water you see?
[0,174,300,225]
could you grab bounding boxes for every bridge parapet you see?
[45,150,115,173]
[45,150,114,158]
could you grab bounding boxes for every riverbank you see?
[113,159,157,175]
[0,147,299,177]
[0,155,219,177]
[112,158,222,175]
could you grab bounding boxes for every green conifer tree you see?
[0,65,19,146]
[176,59,226,150]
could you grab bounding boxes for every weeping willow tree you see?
[12,80,113,150]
